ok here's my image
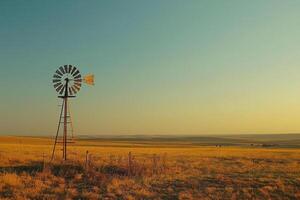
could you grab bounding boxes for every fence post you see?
[85,150,89,170]
[162,153,167,172]
[42,152,45,172]
[153,154,157,175]
[128,152,132,176]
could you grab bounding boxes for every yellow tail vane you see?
[83,74,95,85]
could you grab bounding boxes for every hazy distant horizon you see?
[2,132,300,137]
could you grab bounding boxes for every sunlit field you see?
[0,136,300,199]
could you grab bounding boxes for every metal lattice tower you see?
[51,65,94,161]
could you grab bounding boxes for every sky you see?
[1,0,300,136]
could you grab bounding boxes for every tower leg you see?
[51,99,65,161]
[63,97,68,161]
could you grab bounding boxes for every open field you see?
[0,136,300,199]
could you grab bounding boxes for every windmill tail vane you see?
[83,74,95,85]
[51,65,94,161]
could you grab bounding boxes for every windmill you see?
[51,65,94,161]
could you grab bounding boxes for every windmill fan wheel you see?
[52,65,82,95]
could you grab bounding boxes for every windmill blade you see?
[59,66,65,74]
[74,81,82,87]
[74,74,81,79]
[68,87,73,95]
[71,86,77,94]
[53,74,61,79]
[59,85,65,94]
[56,70,63,77]
[55,84,64,92]
[68,65,73,74]
[52,79,61,83]
[71,66,77,75]
[73,69,80,77]
[73,84,81,92]
[74,79,82,82]
[64,65,69,73]
[73,83,81,89]
[53,82,62,88]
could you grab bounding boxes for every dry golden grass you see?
[0,136,300,199]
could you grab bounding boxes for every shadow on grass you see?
[0,161,43,175]
[51,163,85,179]
[0,161,85,179]
[1,162,139,179]
[97,165,128,176]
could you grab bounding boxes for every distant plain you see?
[0,134,300,199]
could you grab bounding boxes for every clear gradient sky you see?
[1,0,300,136]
